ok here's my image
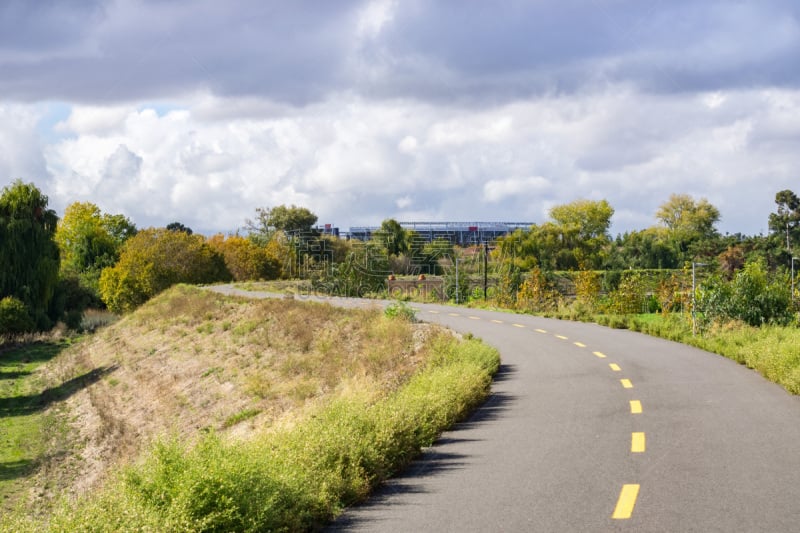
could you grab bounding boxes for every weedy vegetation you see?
[0,285,499,531]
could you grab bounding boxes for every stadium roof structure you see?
[347,221,534,245]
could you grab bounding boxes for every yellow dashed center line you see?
[452,309,646,520]
[422,305,647,522]
[612,484,640,519]
[631,432,646,453]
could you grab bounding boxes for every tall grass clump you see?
[688,324,800,394]
[3,336,499,532]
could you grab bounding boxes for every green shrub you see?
[596,314,629,329]
[696,260,793,328]
[384,301,416,321]
[561,299,595,322]
[607,272,648,314]
[0,296,34,334]
[49,275,103,330]
[515,267,560,313]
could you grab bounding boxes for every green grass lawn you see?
[0,342,69,509]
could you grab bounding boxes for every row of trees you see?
[491,192,800,275]
[494,194,729,272]
[3,177,800,333]
[95,207,316,313]
[311,193,800,329]
[0,180,320,331]
[486,193,800,327]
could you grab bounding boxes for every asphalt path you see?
[209,287,800,532]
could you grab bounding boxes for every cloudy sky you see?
[1,0,799,236]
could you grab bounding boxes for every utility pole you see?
[483,242,489,300]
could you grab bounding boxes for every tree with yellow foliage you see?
[99,228,230,313]
[207,234,281,281]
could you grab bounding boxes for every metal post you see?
[484,242,489,300]
[692,262,707,336]
[455,257,460,304]
[692,262,697,336]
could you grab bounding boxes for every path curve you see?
[209,287,800,532]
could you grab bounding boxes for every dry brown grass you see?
[0,326,70,352]
[28,284,439,509]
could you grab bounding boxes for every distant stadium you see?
[345,221,534,246]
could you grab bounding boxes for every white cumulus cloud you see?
[1,84,798,237]
[483,176,552,203]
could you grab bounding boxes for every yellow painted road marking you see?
[593,351,607,359]
[513,323,525,328]
[612,484,640,519]
[630,400,642,414]
[631,432,646,453]
[448,313,461,317]
[534,328,547,333]
[574,342,586,348]
[468,316,481,320]
[609,363,621,372]
[620,379,633,389]
[428,310,440,314]
[491,319,503,324]
[555,335,568,340]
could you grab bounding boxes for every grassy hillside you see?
[1,285,500,530]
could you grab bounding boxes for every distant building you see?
[347,221,533,245]
[315,224,340,237]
